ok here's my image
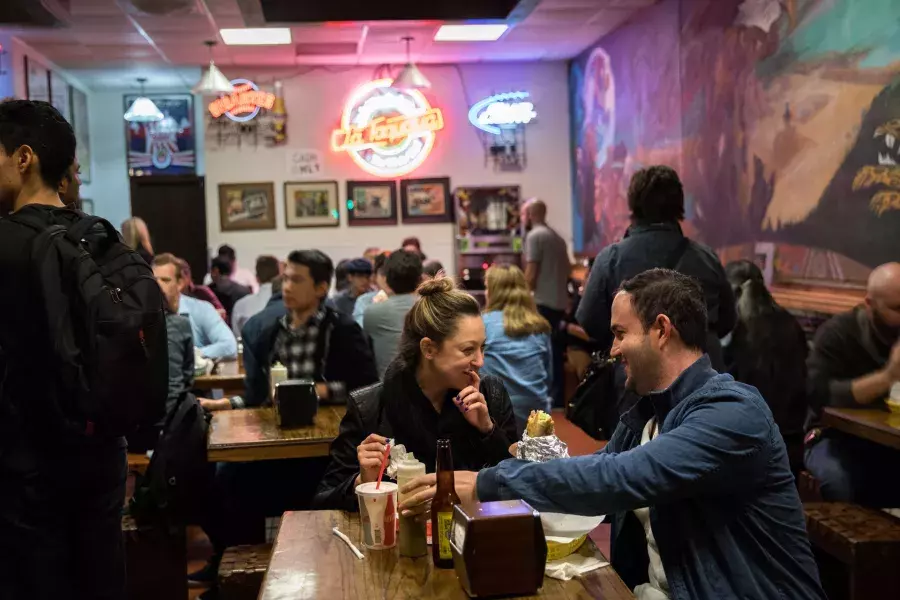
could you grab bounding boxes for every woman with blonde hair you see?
[482,264,552,435]
[314,275,517,511]
[121,216,154,264]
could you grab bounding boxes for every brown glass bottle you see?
[431,439,460,569]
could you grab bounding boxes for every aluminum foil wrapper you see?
[384,440,404,479]
[517,432,569,463]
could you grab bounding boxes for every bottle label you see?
[437,512,453,560]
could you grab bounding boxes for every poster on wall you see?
[49,72,71,122]
[218,182,276,231]
[71,87,91,183]
[25,56,50,102]
[124,94,195,177]
[284,181,340,228]
[400,177,453,224]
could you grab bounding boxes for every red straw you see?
[375,443,391,490]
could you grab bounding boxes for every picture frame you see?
[24,56,50,102]
[124,94,195,176]
[49,71,71,122]
[70,87,91,183]
[284,181,340,228]
[218,182,276,231]
[346,180,398,226]
[400,177,453,224]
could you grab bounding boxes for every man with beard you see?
[804,262,900,505]
[402,269,824,600]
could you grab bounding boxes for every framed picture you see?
[25,56,50,102]
[455,186,522,236]
[347,180,398,226]
[400,177,452,224]
[81,198,94,215]
[70,87,91,183]
[218,182,276,231]
[284,181,340,228]
[124,94,195,176]
[49,72,71,122]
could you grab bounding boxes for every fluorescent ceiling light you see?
[220,28,292,46]
[434,24,509,42]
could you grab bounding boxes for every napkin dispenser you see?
[451,500,546,597]
[274,379,318,428]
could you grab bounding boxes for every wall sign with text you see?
[468,91,537,135]
[208,78,276,123]
[331,79,444,178]
[125,94,195,176]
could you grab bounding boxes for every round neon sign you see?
[208,78,276,123]
[331,79,444,178]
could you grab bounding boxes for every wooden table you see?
[207,406,346,462]
[821,407,900,451]
[194,373,246,397]
[259,511,634,600]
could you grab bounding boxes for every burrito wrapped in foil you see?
[517,411,569,462]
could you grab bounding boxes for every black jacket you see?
[314,366,518,511]
[576,221,736,369]
[240,293,378,407]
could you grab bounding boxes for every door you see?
[130,175,208,283]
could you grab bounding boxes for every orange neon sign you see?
[331,78,444,178]
[208,79,275,122]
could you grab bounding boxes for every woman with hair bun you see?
[314,276,517,511]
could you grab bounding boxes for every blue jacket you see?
[477,356,824,600]
[239,293,378,407]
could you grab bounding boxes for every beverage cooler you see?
[453,186,523,306]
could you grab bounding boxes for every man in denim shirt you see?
[404,269,824,599]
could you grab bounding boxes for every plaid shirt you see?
[271,307,346,402]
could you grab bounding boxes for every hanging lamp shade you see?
[393,62,431,90]
[124,79,164,123]
[193,62,234,95]
[391,36,431,90]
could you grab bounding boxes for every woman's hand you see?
[454,371,494,435]
[399,472,480,521]
[356,433,389,486]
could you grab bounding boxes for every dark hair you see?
[211,256,234,277]
[287,250,334,287]
[255,255,280,285]
[217,244,236,262]
[385,249,423,295]
[0,99,75,190]
[725,260,777,337]
[394,276,481,370]
[401,237,422,251]
[334,259,350,292]
[619,268,707,351]
[423,260,444,278]
[627,165,685,224]
[373,251,391,275]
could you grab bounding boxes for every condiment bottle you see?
[270,362,288,403]
[397,453,427,557]
[431,439,460,568]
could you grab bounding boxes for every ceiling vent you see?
[121,0,195,17]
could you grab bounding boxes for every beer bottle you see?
[431,439,460,569]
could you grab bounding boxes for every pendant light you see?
[124,77,164,123]
[193,40,234,95]
[392,36,431,90]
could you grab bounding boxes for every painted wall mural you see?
[570,0,900,283]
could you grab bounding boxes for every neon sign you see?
[208,78,275,123]
[331,78,444,178]
[468,91,536,135]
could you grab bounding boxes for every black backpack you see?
[11,211,168,437]
[130,392,213,526]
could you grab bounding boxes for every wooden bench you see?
[804,503,900,600]
[122,515,187,600]
[218,543,272,600]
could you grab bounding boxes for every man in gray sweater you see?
[364,250,423,377]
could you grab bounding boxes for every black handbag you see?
[566,237,690,440]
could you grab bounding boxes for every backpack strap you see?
[66,216,119,245]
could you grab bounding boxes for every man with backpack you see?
[0,100,167,599]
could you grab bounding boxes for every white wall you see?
[204,62,573,274]
[80,85,206,228]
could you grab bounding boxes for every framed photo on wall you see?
[347,180,398,226]
[71,87,91,183]
[284,181,340,228]
[49,72,71,122]
[24,56,50,102]
[219,182,276,231]
[401,177,452,224]
[124,94,195,176]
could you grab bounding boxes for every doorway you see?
[130,175,208,283]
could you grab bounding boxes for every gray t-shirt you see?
[525,224,570,310]
[363,293,418,377]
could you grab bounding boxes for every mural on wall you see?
[124,94,195,176]
[570,0,900,283]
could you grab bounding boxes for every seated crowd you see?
[6,99,899,600]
